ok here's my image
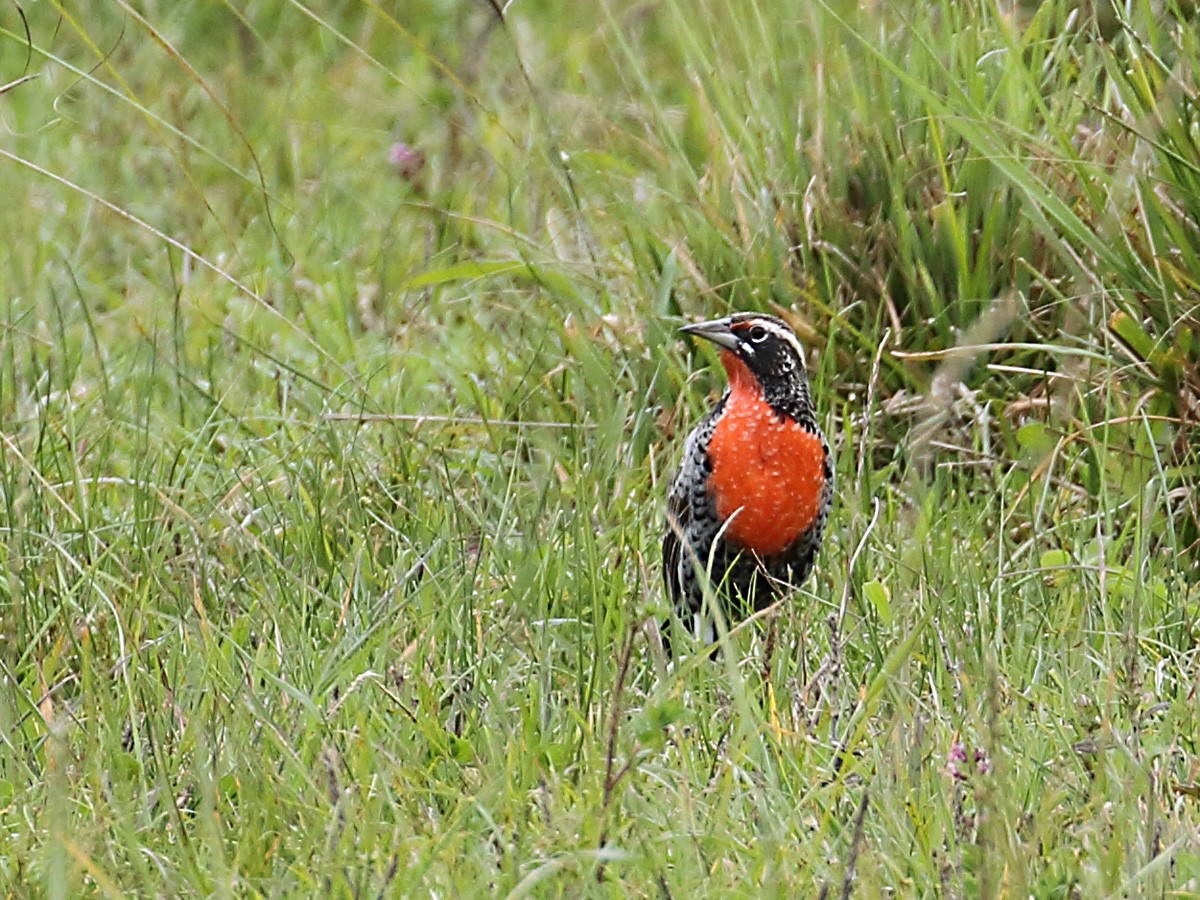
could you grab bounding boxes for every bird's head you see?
[680,313,815,419]
[682,310,811,395]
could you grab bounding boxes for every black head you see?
[680,312,814,419]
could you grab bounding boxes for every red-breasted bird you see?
[663,313,833,647]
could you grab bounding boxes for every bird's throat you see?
[719,349,757,393]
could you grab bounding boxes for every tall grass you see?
[0,0,1197,895]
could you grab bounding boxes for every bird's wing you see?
[661,453,691,605]
[662,399,725,606]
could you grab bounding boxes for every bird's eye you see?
[748,325,769,343]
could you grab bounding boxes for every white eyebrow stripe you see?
[757,320,806,360]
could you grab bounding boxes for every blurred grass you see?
[1,0,1198,895]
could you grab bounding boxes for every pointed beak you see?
[679,317,740,352]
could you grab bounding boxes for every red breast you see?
[705,350,827,557]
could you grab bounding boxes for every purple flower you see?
[974,747,991,776]
[389,142,425,183]
[946,740,991,781]
[947,741,969,781]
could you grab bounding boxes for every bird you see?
[662,312,833,649]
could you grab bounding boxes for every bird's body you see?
[663,313,833,645]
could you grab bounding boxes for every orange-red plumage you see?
[707,350,826,556]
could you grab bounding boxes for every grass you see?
[1,0,1198,895]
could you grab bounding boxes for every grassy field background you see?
[2,1,1198,895]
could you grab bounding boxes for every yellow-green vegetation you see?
[1,1,1197,895]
